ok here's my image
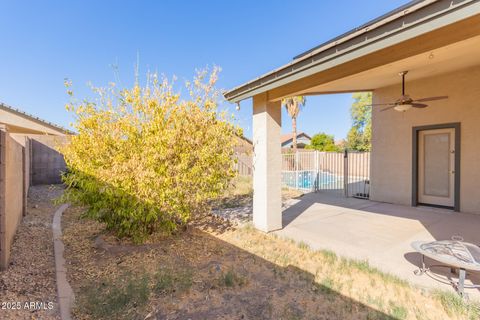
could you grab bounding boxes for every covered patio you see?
[278,191,480,295]
[224,0,480,296]
[225,0,480,230]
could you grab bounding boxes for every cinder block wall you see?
[10,134,31,215]
[0,131,25,270]
[29,135,67,185]
[0,132,67,269]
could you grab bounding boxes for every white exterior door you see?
[418,128,455,207]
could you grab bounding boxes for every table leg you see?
[458,268,466,297]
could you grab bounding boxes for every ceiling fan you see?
[369,71,448,112]
[301,71,448,112]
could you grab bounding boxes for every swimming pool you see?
[282,170,344,190]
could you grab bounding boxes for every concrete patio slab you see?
[276,191,480,298]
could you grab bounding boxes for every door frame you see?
[412,123,461,211]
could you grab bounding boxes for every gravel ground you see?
[212,199,299,224]
[212,189,303,224]
[0,185,63,320]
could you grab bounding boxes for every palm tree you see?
[282,96,306,153]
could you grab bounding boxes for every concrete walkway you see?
[276,191,480,298]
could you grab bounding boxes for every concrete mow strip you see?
[52,204,74,320]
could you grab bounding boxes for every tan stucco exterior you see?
[371,66,480,213]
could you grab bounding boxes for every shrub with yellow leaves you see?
[60,68,239,242]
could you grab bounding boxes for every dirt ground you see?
[0,185,63,320]
[2,182,478,320]
[62,204,479,320]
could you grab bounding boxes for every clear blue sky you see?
[0,0,408,140]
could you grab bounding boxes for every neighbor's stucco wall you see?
[0,131,25,269]
[371,65,480,213]
[0,109,67,136]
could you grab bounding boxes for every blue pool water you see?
[282,170,343,190]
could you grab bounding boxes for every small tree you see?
[346,92,372,151]
[306,132,339,151]
[60,68,239,242]
[282,96,306,153]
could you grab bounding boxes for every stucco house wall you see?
[370,65,480,213]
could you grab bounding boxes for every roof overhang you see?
[224,0,480,103]
[0,103,74,135]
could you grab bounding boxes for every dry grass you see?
[220,224,480,320]
[62,202,479,320]
[61,176,479,319]
[215,175,253,208]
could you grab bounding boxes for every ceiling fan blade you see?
[380,105,397,112]
[411,103,428,108]
[360,103,396,107]
[413,96,448,102]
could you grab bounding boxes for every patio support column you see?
[252,92,282,232]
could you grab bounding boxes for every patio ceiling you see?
[298,34,480,96]
[266,14,480,101]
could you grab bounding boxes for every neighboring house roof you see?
[239,135,253,145]
[0,102,74,135]
[224,0,479,102]
[281,132,311,145]
[234,134,253,155]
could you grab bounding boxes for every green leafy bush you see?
[305,132,339,151]
[61,68,239,242]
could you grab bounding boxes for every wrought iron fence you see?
[282,150,370,199]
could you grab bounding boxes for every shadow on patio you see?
[279,190,480,296]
